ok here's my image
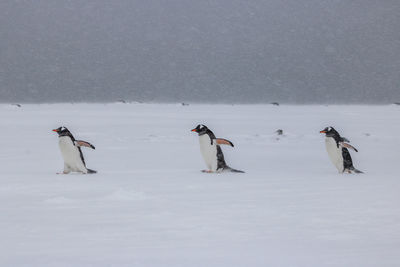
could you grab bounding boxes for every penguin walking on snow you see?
[53,126,97,174]
[191,124,244,173]
[320,127,363,174]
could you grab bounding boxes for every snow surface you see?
[1,103,399,267]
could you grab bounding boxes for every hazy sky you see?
[1,0,399,103]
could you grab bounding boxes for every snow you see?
[0,103,399,267]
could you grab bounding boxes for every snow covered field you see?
[1,103,399,267]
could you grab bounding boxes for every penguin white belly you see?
[58,136,87,173]
[325,137,344,173]
[199,134,218,171]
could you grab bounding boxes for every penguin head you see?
[52,126,71,136]
[320,126,339,137]
[191,124,208,135]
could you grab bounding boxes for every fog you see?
[1,0,399,103]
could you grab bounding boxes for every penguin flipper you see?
[216,138,234,147]
[75,140,96,149]
[340,142,358,152]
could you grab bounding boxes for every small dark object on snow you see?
[117,99,127,104]
[181,103,189,106]
[270,102,280,106]
[276,129,283,135]
[12,104,21,107]
[364,133,371,137]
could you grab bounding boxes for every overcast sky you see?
[0,0,399,103]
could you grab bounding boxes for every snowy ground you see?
[0,103,399,267]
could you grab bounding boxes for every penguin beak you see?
[52,129,59,132]
[320,130,326,133]
[191,129,197,132]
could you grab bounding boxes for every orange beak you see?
[320,130,326,133]
[191,129,197,132]
[52,129,59,132]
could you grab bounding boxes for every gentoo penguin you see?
[53,126,97,174]
[320,127,363,174]
[191,124,244,173]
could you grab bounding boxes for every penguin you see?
[52,126,97,174]
[191,124,244,173]
[320,127,363,174]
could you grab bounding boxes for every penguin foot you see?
[201,170,213,173]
